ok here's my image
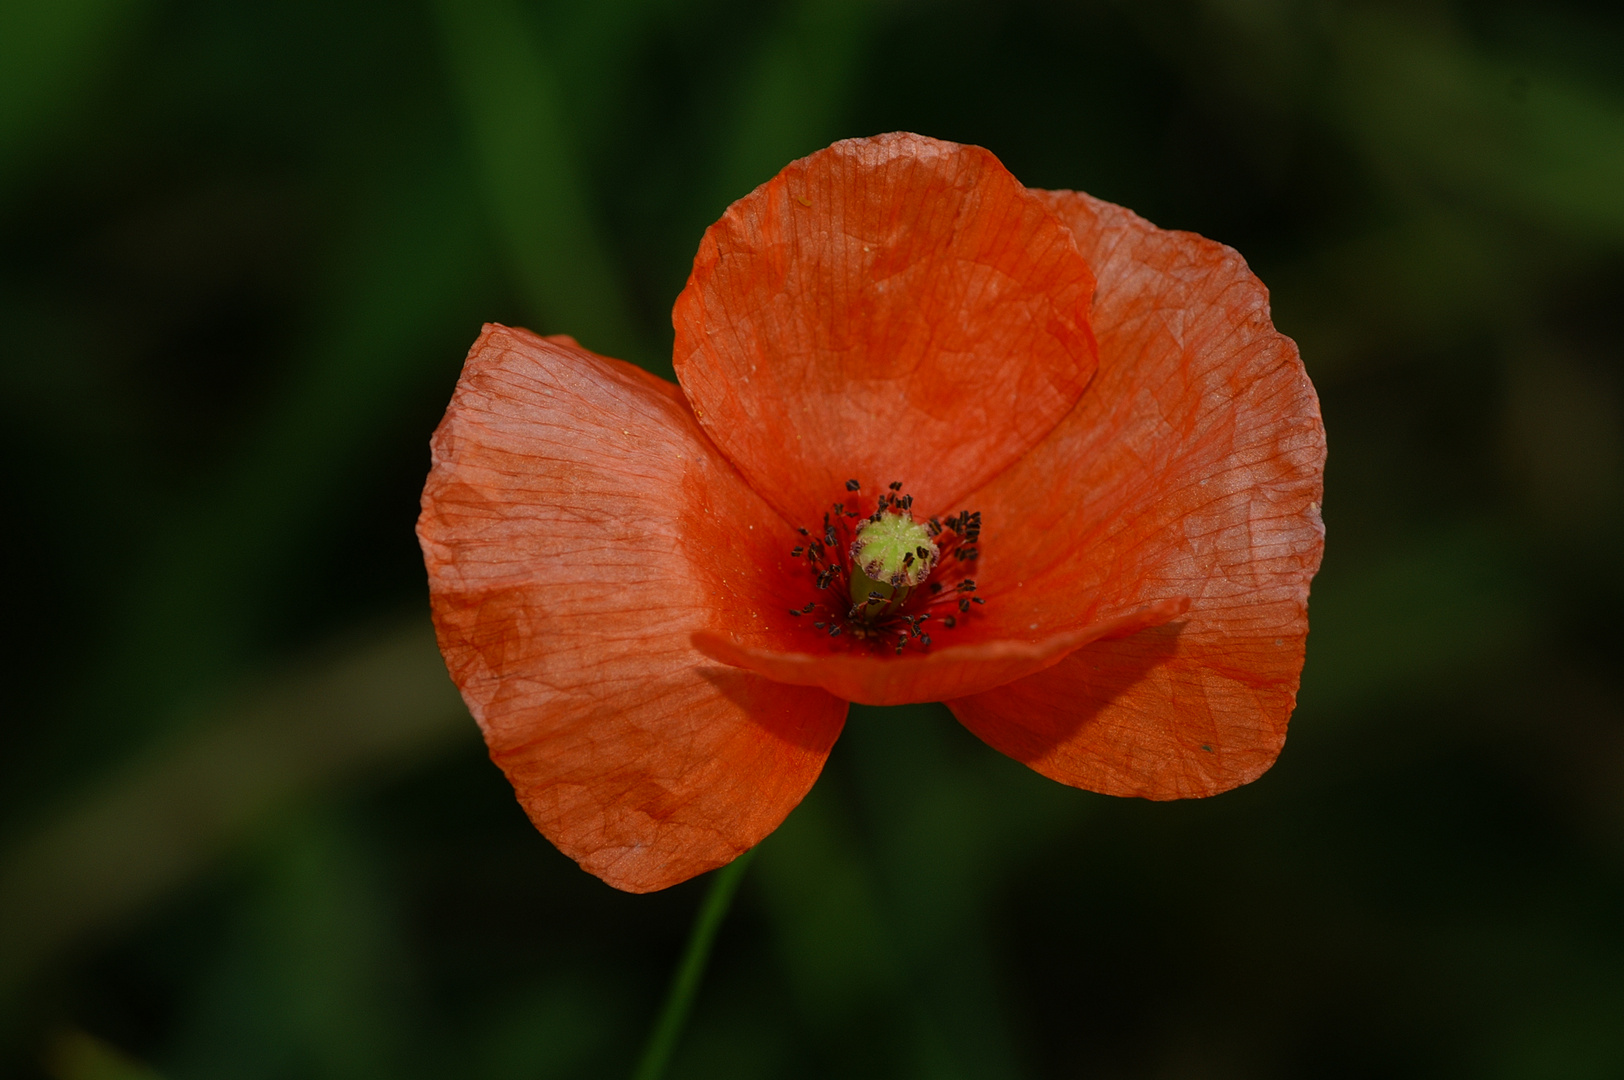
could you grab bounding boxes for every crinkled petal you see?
[948,191,1326,798]
[418,325,847,891]
[673,132,1097,527]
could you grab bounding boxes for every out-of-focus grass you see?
[0,621,466,1013]
[2,0,1622,1076]
[435,0,645,363]
[45,1028,164,1080]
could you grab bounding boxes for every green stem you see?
[630,847,757,1080]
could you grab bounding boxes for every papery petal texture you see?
[418,326,847,891]
[948,192,1326,799]
[673,132,1098,527]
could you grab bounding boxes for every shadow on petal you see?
[950,621,1184,764]
[697,664,852,754]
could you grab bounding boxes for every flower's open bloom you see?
[418,134,1325,892]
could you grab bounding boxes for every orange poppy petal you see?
[692,597,1188,707]
[672,132,1098,527]
[418,325,848,892]
[948,191,1326,798]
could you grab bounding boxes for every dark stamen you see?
[846,478,861,491]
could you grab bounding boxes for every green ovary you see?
[849,511,937,620]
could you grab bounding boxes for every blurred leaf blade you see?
[0,620,468,1011]
[44,1029,166,1080]
[706,0,878,215]
[435,0,645,365]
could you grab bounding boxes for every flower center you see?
[787,480,985,653]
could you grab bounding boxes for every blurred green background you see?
[3,0,1622,1076]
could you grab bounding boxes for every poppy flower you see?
[418,133,1325,893]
